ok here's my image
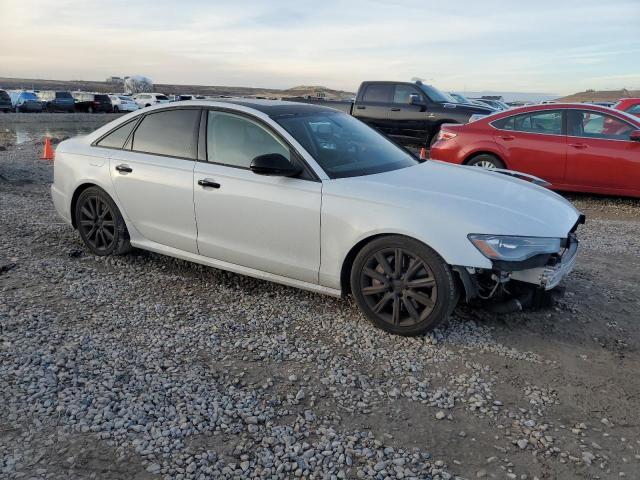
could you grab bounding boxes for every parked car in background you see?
[72,92,113,113]
[109,95,139,112]
[51,99,582,336]
[9,91,43,112]
[289,80,494,147]
[0,89,12,112]
[471,98,510,111]
[133,93,170,108]
[430,103,640,197]
[614,98,640,117]
[37,91,75,112]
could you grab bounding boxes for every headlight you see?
[468,234,561,262]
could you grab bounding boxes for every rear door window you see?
[362,84,393,103]
[131,109,200,158]
[96,119,138,149]
[626,104,640,116]
[493,110,563,135]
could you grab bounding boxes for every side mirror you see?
[630,130,640,142]
[408,94,425,106]
[250,153,302,177]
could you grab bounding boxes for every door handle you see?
[115,164,132,173]
[198,178,221,189]
[499,135,515,141]
[568,143,588,149]
[426,113,435,118]
[390,107,401,111]
[355,105,366,110]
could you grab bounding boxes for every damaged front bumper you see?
[510,234,579,290]
[454,232,580,306]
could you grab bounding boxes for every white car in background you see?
[51,100,583,336]
[132,93,170,108]
[109,95,139,112]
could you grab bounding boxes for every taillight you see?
[438,131,457,141]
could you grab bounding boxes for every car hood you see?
[332,160,581,239]
[440,102,494,115]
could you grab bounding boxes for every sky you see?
[1,0,639,95]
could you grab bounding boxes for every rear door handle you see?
[115,164,132,173]
[499,135,515,141]
[198,178,221,189]
[390,107,401,111]
[569,143,588,149]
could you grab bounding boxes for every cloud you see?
[1,0,638,93]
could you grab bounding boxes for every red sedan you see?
[614,98,640,117]
[430,104,640,197]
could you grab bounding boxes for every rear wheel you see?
[113,106,119,112]
[75,187,131,256]
[467,153,505,170]
[351,236,457,336]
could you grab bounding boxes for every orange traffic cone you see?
[41,137,54,160]
[419,147,427,160]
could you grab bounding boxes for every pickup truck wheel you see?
[467,154,505,170]
[75,187,131,256]
[351,236,457,336]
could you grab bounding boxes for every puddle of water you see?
[0,123,100,147]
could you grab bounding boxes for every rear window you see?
[0,90,10,100]
[156,95,169,100]
[131,109,200,158]
[56,91,73,99]
[95,94,110,102]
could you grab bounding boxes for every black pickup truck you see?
[288,80,494,148]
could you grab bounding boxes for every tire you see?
[467,153,505,170]
[88,106,94,113]
[75,187,131,256]
[113,106,119,113]
[350,235,457,336]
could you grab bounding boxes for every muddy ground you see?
[1,113,639,479]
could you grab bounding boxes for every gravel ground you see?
[1,114,640,479]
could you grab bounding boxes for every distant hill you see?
[556,89,640,103]
[0,77,355,100]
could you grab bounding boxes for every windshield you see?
[56,91,73,99]
[450,92,471,104]
[275,111,419,179]
[419,84,456,103]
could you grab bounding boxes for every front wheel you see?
[351,236,457,336]
[467,154,505,170]
[113,106,119,112]
[75,187,131,256]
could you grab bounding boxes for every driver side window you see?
[206,110,291,169]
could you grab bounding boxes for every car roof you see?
[213,98,340,116]
[479,102,640,125]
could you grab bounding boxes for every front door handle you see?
[426,113,435,118]
[198,178,221,189]
[568,143,588,149]
[499,135,515,141]
[355,105,366,110]
[390,107,401,111]
[115,164,132,173]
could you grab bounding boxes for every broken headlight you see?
[468,234,561,262]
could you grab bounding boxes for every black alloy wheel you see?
[75,187,130,256]
[351,236,457,336]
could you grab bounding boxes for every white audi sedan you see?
[51,100,583,335]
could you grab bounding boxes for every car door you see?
[491,109,567,185]
[565,109,640,192]
[193,109,321,284]
[388,83,431,146]
[108,108,201,253]
[353,83,395,136]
